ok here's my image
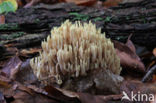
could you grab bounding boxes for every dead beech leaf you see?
[16,0,24,7]
[78,93,121,103]
[59,0,97,6]
[44,85,122,103]
[113,40,145,73]
[0,75,11,88]
[44,86,80,103]
[152,75,156,82]
[0,77,59,103]
[13,59,38,84]
[12,85,58,103]
[0,15,5,24]
[102,0,123,8]
[19,48,41,58]
[120,80,156,100]
[153,48,156,57]
[2,56,22,79]
[126,34,136,53]
[47,86,122,103]
[24,0,58,8]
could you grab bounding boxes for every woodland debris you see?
[3,1,156,49]
[142,64,156,83]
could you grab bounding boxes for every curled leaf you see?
[59,0,97,6]
[153,48,156,57]
[113,40,146,74]
[0,0,18,14]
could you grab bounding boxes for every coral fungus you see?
[30,20,122,86]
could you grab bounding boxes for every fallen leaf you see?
[113,40,146,74]
[59,0,97,6]
[19,48,41,59]
[125,34,136,53]
[44,86,80,103]
[120,80,156,103]
[13,59,38,85]
[0,15,5,24]
[46,85,123,103]
[0,0,18,14]
[1,56,22,79]
[152,75,156,82]
[45,85,122,103]
[0,76,60,103]
[102,0,123,8]
[12,86,58,103]
[0,75,11,88]
[153,48,156,57]
[24,0,57,8]
[16,0,24,7]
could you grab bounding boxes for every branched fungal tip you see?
[30,20,122,85]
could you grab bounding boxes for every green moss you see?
[93,17,103,22]
[34,19,40,23]
[69,12,89,21]
[104,16,112,23]
[0,23,20,30]
[0,32,24,40]
[126,16,130,20]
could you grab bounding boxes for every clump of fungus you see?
[30,20,122,93]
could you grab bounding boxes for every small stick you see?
[142,64,156,83]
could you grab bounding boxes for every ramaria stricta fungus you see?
[30,20,123,94]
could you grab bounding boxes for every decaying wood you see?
[0,0,156,60]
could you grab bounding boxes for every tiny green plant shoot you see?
[69,12,89,21]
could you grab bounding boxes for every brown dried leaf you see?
[113,40,146,73]
[152,75,156,82]
[45,85,122,103]
[44,86,80,103]
[102,0,123,8]
[0,75,12,88]
[120,80,156,103]
[20,48,41,56]
[126,34,136,53]
[13,59,38,84]
[19,48,41,59]
[12,85,58,103]
[1,56,22,79]
[59,0,97,6]
[24,0,58,8]
[55,86,122,103]
[0,15,5,24]
[153,48,156,57]
[78,93,122,103]
[0,76,59,103]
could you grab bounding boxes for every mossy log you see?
[0,0,156,51]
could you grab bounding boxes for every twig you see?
[142,64,156,83]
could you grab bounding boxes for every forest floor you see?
[0,0,156,103]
